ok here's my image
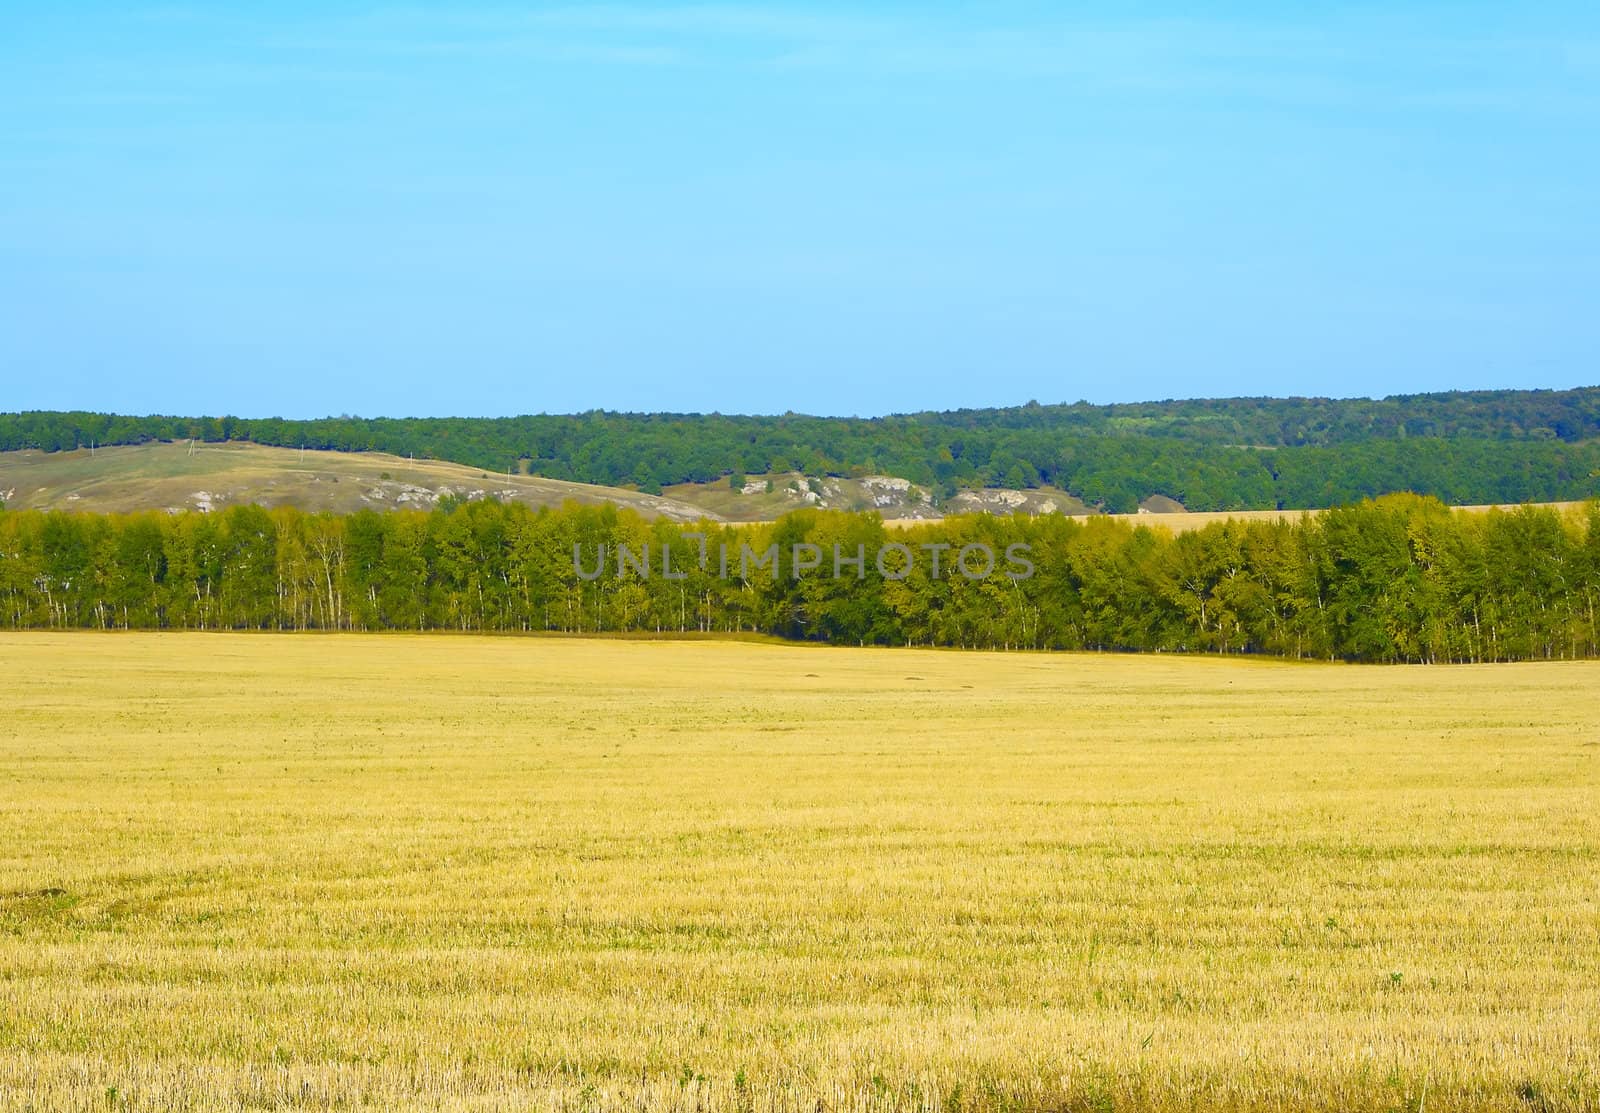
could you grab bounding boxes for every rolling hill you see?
[0,442,1100,522]
[0,441,713,520]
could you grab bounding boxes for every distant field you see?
[2,634,1597,1111]
[0,441,712,519]
[1111,502,1592,534]
[884,502,1594,533]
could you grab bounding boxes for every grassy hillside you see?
[4,633,1597,1110]
[0,444,1098,521]
[663,472,1094,521]
[0,440,715,520]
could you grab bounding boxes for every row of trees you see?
[3,496,1598,663]
[4,391,1599,510]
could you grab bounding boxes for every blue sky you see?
[2,3,1596,418]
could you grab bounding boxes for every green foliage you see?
[1,498,1597,662]
[3,388,1599,510]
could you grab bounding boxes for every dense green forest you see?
[4,496,1597,663]
[4,388,1599,511]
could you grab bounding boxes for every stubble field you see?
[1,634,1597,1111]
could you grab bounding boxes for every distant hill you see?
[0,443,1098,521]
[661,472,1093,521]
[0,441,712,520]
[4,387,1599,511]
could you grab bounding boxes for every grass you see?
[661,474,1093,522]
[0,441,710,519]
[1,633,1598,1111]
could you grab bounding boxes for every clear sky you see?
[2,3,1596,419]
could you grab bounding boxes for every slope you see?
[0,441,717,520]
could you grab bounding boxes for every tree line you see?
[3,389,1598,511]
[3,496,1597,663]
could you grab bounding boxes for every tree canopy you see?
[3,496,1597,664]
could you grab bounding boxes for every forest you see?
[3,495,1597,663]
[3,387,1599,511]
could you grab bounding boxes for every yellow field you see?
[882,502,1594,534]
[2,635,1598,1112]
